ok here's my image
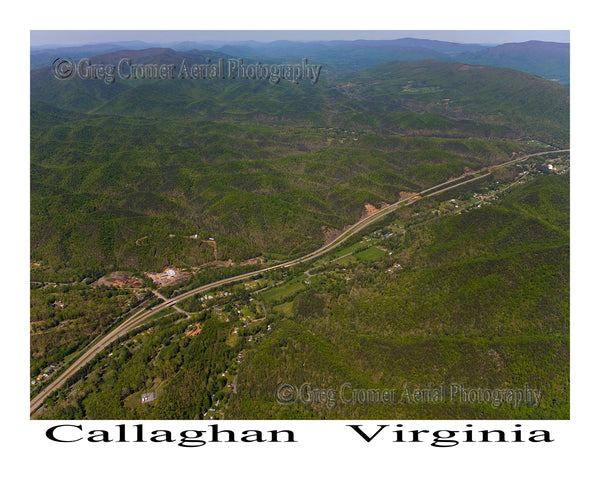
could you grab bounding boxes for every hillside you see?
[33,172,570,420]
[31,53,569,143]
[31,112,535,281]
[30,43,569,421]
[31,54,569,281]
[457,41,570,84]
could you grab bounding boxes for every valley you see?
[30,38,570,420]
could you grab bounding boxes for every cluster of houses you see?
[31,363,58,385]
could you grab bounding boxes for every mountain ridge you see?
[31,38,570,84]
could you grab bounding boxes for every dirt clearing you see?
[94,272,144,288]
[145,267,190,287]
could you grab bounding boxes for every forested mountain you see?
[31,51,568,280]
[457,41,570,84]
[30,40,569,420]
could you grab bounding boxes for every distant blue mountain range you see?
[31,37,569,84]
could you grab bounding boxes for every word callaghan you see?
[52,57,322,85]
[46,423,296,448]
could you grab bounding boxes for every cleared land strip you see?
[30,149,568,414]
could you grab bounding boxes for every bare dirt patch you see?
[145,267,190,287]
[185,323,203,337]
[363,203,380,217]
[94,272,144,288]
[239,256,264,266]
[398,191,418,201]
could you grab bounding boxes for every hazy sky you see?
[30,30,570,47]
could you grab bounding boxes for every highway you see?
[30,148,568,414]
